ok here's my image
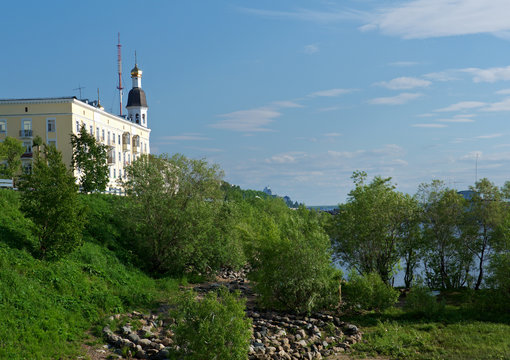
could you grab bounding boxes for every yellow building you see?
[0,63,150,193]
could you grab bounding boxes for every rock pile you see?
[102,311,175,359]
[247,311,362,359]
[102,309,362,360]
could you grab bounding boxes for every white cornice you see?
[0,97,75,105]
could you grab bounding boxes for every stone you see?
[128,333,141,344]
[135,349,147,359]
[138,338,152,348]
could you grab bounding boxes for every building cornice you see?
[0,97,75,105]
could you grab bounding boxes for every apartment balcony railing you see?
[19,129,33,138]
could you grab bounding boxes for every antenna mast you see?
[475,152,479,183]
[116,33,123,116]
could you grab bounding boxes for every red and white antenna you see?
[116,32,124,116]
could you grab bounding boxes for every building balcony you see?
[19,129,33,138]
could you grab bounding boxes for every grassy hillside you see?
[0,189,180,359]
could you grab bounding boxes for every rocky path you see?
[85,269,370,360]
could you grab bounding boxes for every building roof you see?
[126,87,148,108]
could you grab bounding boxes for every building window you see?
[135,113,140,124]
[76,121,80,133]
[23,141,32,153]
[113,169,116,178]
[128,154,131,164]
[90,125,93,134]
[96,127,100,141]
[47,119,56,132]
[112,132,115,144]
[23,163,32,174]
[25,107,28,113]
[119,169,122,179]
[47,139,57,148]
[102,129,105,141]
[113,151,116,162]
[0,120,6,134]
[144,143,147,153]
[108,131,111,145]
[142,114,145,125]
[118,134,120,144]
[20,119,32,137]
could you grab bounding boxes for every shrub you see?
[249,206,341,314]
[404,285,445,317]
[173,287,252,360]
[342,272,399,311]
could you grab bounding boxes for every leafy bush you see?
[173,287,252,360]
[0,189,34,251]
[248,204,341,314]
[404,285,445,317]
[342,272,399,311]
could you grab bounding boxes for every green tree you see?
[70,124,109,193]
[330,171,419,283]
[417,180,472,289]
[0,136,25,179]
[19,144,83,259]
[465,178,507,290]
[122,153,230,274]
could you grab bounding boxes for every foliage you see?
[464,178,507,289]
[19,144,84,259]
[71,124,109,193]
[0,189,35,251]
[416,180,473,289]
[404,285,445,317]
[0,136,24,179]
[122,153,238,274]
[243,199,340,313]
[173,287,252,360]
[330,171,420,283]
[342,272,399,312]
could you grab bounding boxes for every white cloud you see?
[266,153,301,164]
[304,44,319,54]
[369,92,422,105]
[435,101,486,112]
[483,97,510,112]
[212,108,280,132]
[476,133,504,139]
[161,133,209,141]
[328,144,404,159]
[323,132,342,137]
[423,71,459,82]
[308,88,354,97]
[362,0,510,39]
[239,7,364,24]
[375,77,431,90]
[461,151,482,161]
[437,114,475,123]
[412,123,448,128]
[318,106,340,112]
[388,61,420,67]
[495,88,510,94]
[462,65,510,83]
[271,100,303,108]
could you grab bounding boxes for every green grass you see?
[346,304,510,360]
[0,241,181,359]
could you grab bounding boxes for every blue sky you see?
[4,0,510,205]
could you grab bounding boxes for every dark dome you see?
[126,87,148,108]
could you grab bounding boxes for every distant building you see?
[263,186,272,196]
[458,190,475,200]
[0,61,150,193]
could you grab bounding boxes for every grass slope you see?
[0,241,180,359]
